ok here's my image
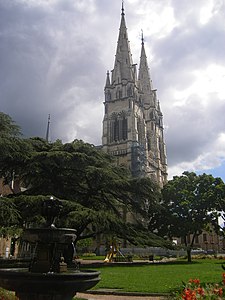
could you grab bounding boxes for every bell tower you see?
[102,4,167,186]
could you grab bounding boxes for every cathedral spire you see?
[45,114,51,142]
[111,2,135,84]
[138,32,154,106]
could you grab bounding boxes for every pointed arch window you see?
[127,85,133,97]
[122,117,128,140]
[116,88,122,98]
[114,117,119,141]
[109,112,128,143]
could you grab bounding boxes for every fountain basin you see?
[0,197,101,299]
[22,227,77,243]
[0,268,100,300]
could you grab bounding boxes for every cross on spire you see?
[121,0,125,15]
[141,29,144,45]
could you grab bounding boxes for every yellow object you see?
[104,240,118,262]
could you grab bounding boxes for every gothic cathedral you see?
[102,5,167,187]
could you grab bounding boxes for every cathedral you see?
[102,4,168,187]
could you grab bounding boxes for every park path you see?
[77,293,166,300]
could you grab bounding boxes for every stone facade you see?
[102,5,167,187]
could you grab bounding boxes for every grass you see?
[84,259,224,294]
[1,258,224,299]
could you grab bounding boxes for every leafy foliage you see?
[0,112,21,138]
[0,197,21,236]
[0,112,32,185]
[0,197,20,226]
[0,113,167,247]
[0,113,171,248]
[148,172,225,261]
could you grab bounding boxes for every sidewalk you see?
[77,293,167,300]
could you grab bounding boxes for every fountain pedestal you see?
[0,268,100,300]
[0,197,100,300]
[22,227,78,273]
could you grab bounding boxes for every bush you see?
[82,253,96,257]
[0,288,17,300]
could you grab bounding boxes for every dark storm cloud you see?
[0,0,224,180]
[0,0,106,142]
[0,0,59,136]
[144,0,225,175]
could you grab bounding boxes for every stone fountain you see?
[0,197,100,300]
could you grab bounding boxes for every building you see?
[102,4,167,187]
[0,178,20,258]
[174,230,225,254]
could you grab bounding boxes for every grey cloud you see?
[143,1,225,171]
[165,93,225,167]
[0,0,106,141]
[0,0,224,180]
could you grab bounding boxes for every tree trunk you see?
[186,232,197,263]
[187,248,192,263]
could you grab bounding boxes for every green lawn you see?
[84,259,225,294]
[0,259,224,299]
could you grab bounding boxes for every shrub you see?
[0,288,17,300]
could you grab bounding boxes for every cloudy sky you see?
[1,0,225,181]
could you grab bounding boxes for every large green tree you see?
[0,113,168,248]
[15,138,165,246]
[0,112,31,185]
[148,172,225,262]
